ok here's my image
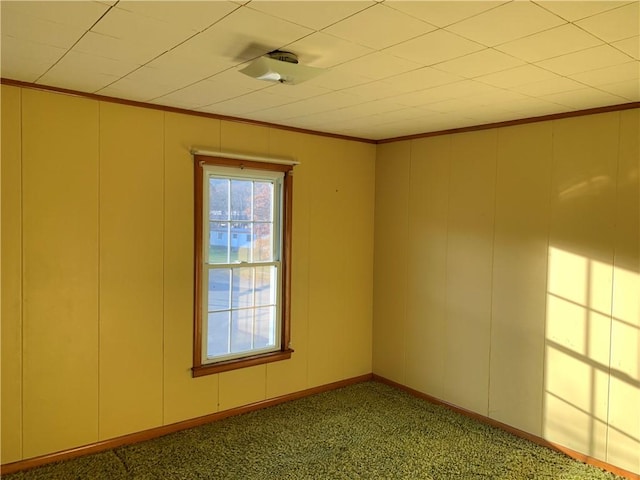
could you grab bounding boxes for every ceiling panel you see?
[612,36,640,59]
[246,1,374,30]
[0,0,638,141]
[534,0,631,21]
[537,44,634,76]
[385,29,485,65]
[0,1,110,28]
[575,2,639,43]
[432,48,525,78]
[447,1,566,46]
[323,3,436,50]
[116,1,239,32]
[385,1,507,28]
[496,24,604,62]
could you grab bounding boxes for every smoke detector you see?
[239,50,325,85]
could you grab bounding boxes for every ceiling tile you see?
[246,91,362,120]
[263,82,333,101]
[533,1,631,22]
[1,34,66,68]
[122,65,212,94]
[331,51,420,81]
[576,2,639,43]
[97,77,179,101]
[476,64,558,88]
[73,31,166,64]
[176,7,313,64]
[570,61,639,86]
[49,50,140,77]
[340,79,407,101]
[433,48,525,78]
[447,2,566,47]
[306,68,373,90]
[284,32,373,68]
[322,3,436,50]
[385,29,484,65]
[542,86,627,109]
[385,1,507,28]
[153,78,256,109]
[612,36,640,60]
[496,24,603,62]
[1,1,109,27]
[246,1,374,30]
[385,67,464,92]
[497,97,569,116]
[537,44,632,76]
[1,8,88,49]
[390,79,499,106]
[596,79,640,100]
[91,7,196,49]
[145,46,234,79]
[511,76,586,96]
[204,90,297,116]
[38,69,120,93]
[116,1,239,32]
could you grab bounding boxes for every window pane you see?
[255,266,276,307]
[209,178,229,220]
[253,223,273,262]
[208,269,230,311]
[253,182,273,222]
[254,306,276,349]
[232,267,254,309]
[231,309,253,353]
[230,180,251,221]
[209,222,229,263]
[207,311,230,357]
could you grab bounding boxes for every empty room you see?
[1,1,638,478]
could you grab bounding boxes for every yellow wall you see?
[2,83,637,476]
[373,109,640,475]
[0,86,375,463]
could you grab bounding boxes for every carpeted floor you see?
[5,381,626,479]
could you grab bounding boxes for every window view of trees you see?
[208,179,273,263]
[206,176,278,358]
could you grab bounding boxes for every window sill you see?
[192,349,294,377]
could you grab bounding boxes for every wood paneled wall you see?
[0,85,375,463]
[373,109,640,475]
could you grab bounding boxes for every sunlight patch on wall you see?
[544,246,640,471]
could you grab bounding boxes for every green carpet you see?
[5,381,625,479]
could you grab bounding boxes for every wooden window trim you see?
[192,155,294,377]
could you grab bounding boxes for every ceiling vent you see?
[239,50,325,85]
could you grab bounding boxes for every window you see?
[193,155,293,376]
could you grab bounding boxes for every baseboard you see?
[0,373,372,475]
[372,374,639,480]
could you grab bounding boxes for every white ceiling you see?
[1,0,638,140]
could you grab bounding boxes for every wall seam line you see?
[19,85,25,461]
[603,111,623,463]
[486,130,499,418]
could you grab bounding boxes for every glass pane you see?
[207,311,230,357]
[253,306,276,349]
[232,267,254,309]
[253,223,273,262]
[255,266,276,307]
[253,182,273,222]
[209,222,229,263]
[230,180,251,221]
[230,309,253,353]
[208,269,230,311]
[209,178,229,221]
